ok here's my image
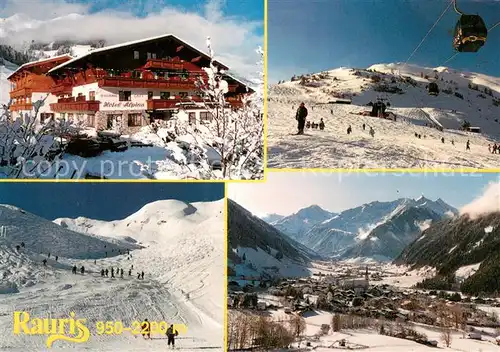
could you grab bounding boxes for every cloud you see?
[460,181,500,219]
[0,0,263,78]
[416,219,433,231]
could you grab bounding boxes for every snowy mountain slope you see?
[340,205,445,261]
[271,205,336,242]
[296,197,457,259]
[395,211,500,292]
[0,61,15,104]
[228,199,318,278]
[0,204,138,258]
[268,63,500,169]
[0,200,224,351]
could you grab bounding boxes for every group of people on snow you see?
[295,103,477,152]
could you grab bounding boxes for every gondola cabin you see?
[453,15,488,52]
[428,82,439,96]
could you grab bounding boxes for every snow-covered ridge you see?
[268,62,500,169]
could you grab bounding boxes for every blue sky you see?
[268,0,500,83]
[0,183,224,220]
[67,0,263,25]
[228,172,500,216]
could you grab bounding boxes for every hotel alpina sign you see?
[100,101,146,110]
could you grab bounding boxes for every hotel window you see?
[132,71,141,79]
[179,92,188,98]
[200,111,213,123]
[134,51,139,59]
[152,53,157,59]
[128,113,142,127]
[163,72,169,80]
[89,91,95,101]
[160,92,170,100]
[67,113,74,121]
[119,91,132,102]
[188,112,196,125]
[147,52,152,60]
[147,91,153,100]
[87,114,95,127]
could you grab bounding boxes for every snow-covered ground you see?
[280,310,500,351]
[0,61,15,104]
[268,63,500,169]
[0,199,224,351]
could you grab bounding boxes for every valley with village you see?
[227,180,500,351]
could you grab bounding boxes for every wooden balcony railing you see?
[50,99,100,112]
[9,88,33,99]
[9,103,33,111]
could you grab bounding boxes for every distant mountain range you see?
[263,197,458,261]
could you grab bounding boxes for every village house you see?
[7,34,251,134]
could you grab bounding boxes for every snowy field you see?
[268,63,500,169]
[0,62,15,104]
[279,310,500,351]
[0,199,224,351]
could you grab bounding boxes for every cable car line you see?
[403,0,453,67]
[453,0,464,15]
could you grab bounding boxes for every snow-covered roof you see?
[7,54,73,80]
[47,33,229,74]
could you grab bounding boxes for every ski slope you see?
[0,62,15,104]
[0,200,224,351]
[268,63,500,169]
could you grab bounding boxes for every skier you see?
[306,121,311,129]
[21,242,25,248]
[362,123,366,131]
[94,260,96,265]
[129,269,132,276]
[120,269,124,278]
[42,259,47,266]
[166,324,179,348]
[101,269,105,277]
[131,265,134,270]
[105,269,109,277]
[295,102,308,135]
[72,265,77,274]
[137,272,141,279]
[369,127,375,138]
[466,140,471,151]
[55,256,58,262]
[451,140,455,146]
[319,118,325,130]
[441,137,445,144]
[488,144,492,153]
[111,268,115,278]
[16,245,20,251]
[141,319,151,339]
[80,266,85,275]
[347,125,352,135]
[141,271,144,280]
[48,253,50,258]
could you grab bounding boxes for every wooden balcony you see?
[147,97,205,110]
[147,95,244,110]
[50,97,100,112]
[9,103,33,111]
[9,87,32,99]
[143,59,185,70]
[50,83,73,96]
[97,76,197,90]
